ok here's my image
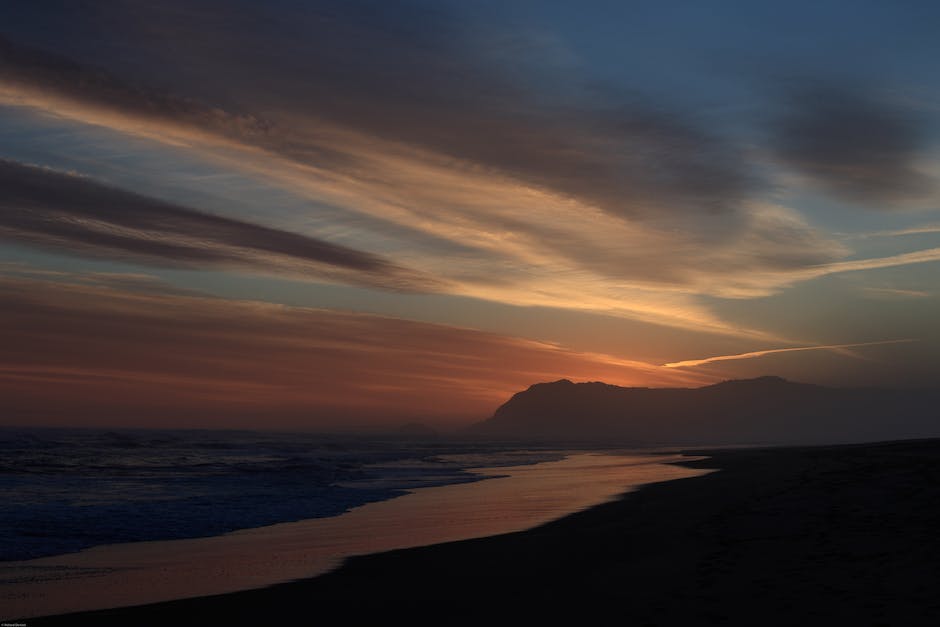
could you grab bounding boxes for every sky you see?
[1,0,938,429]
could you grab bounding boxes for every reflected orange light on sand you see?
[0,453,713,618]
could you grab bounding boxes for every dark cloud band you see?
[0,159,437,290]
[0,2,757,220]
[772,85,932,204]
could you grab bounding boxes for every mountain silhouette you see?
[471,376,940,446]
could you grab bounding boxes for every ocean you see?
[0,427,711,619]
[0,427,563,562]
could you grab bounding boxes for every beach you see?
[3,450,707,620]
[25,438,940,626]
[5,3,939,626]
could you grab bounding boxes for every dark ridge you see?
[470,376,940,446]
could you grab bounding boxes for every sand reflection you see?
[1,452,711,619]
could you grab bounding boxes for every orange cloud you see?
[4,30,936,345]
[0,274,712,429]
[662,339,916,369]
[0,41,840,341]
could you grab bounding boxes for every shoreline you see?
[5,451,706,620]
[25,437,940,626]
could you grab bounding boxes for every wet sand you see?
[3,452,707,620]
[23,439,940,626]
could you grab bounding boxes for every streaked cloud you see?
[713,244,940,299]
[808,248,940,276]
[0,5,754,222]
[663,339,916,369]
[0,159,439,291]
[0,90,833,337]
[771,85,935,205]
[844,225,940,239]
[0,0,938,399]
[861,287,931,299]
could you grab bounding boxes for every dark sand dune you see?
[26,438,940,626]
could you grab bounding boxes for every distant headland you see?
[470,376,940,446]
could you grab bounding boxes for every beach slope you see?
[27,439,940,626]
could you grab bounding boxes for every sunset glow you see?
[1,1,938,428]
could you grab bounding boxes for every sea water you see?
[0,427,711,618]
[0,427,563,562]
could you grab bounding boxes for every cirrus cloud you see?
[0,159,440,291]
